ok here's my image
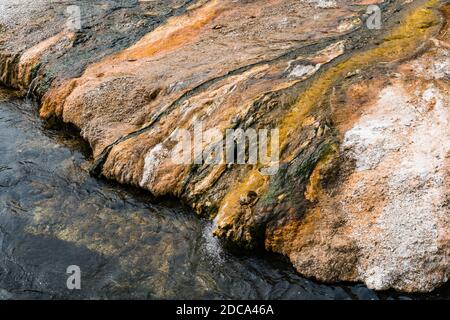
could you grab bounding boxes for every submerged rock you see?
[0,0,448,292]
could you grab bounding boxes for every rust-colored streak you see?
[116,1,225,61]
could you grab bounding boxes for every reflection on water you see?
[0,87,447,300]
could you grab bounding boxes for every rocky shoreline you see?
[0,0,448,292]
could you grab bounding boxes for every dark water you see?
[0,87,447,300]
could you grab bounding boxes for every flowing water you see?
[0,87,447,300]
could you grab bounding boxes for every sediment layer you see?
[0,0,448,292]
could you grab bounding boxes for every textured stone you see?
[0,0,448,292]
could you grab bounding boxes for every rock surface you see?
[0,0,448,292]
